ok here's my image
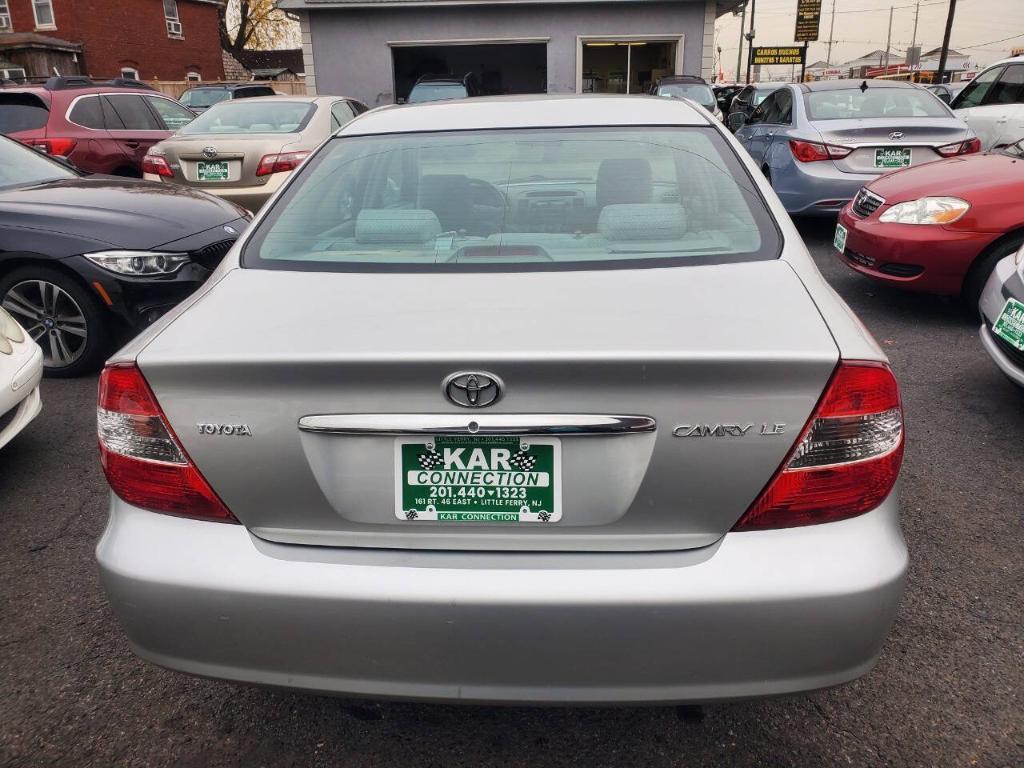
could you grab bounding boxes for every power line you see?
[957,32,1024,50]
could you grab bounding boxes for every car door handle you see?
[124,141,140,148]
[297,414,657,436]
[765,132,775,138]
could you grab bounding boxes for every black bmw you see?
[0,135,249,377]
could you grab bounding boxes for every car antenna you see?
[860,80,869,93]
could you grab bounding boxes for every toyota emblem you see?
[443,371,503,408]
[888,131,904,140]
[202,146,218,159]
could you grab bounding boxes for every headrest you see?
[354,209,442,244]
[598,204,689,241]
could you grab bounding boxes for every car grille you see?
[845,249,876,269]
[190,239,236,270]
[988,324,1024,369]
[852,188,885,218]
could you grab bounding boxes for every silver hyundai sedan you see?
[96,95,908,704]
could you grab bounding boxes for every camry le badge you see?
[443,371,503,408]
[673,423,786,437]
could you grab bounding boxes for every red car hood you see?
[867,152,1024,204]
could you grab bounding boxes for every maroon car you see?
[0,76,196,176]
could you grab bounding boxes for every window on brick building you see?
[186,71,202,83]
[32,0,55,28]
[0,1,12,32]
[121,67,140,81]
[164,0,183,37]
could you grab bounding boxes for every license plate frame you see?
[196,160,229,182]
[834,222,848,253]
[992,297,1024,351]
[874,148,912,169]
[395,435,561,523]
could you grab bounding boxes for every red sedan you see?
[835,142,1024,306]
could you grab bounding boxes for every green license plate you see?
[834,222,848,253]
[396,435,561,523]
[992,297,1024,351]
[197,161,229,181]
[875,148,912,169]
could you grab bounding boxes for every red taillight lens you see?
[733,361,904,531]
[789,139,851,163]
[142,154,173,177]
[23,137,77,157]
[98,363,237,523]
[255,150,310,177]
[936,137,981,157]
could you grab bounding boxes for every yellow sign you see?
[751,47,806,66]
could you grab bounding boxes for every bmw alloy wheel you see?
[2,280,88,368]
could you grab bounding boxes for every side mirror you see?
[728,112,747,132]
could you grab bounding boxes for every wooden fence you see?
[147,79,308,99]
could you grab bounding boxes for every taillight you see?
[733,361,903,531]
[936,137,981,157]
[789,139,852,163]
[142,154,173,177]
[97,363,237,523]
[255,150,310,177]
[23,137,77,157]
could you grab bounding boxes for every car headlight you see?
[878,197,970,225]
[0,307,25,354]
[84,251,190,276]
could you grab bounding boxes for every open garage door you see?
[392,43,547,103]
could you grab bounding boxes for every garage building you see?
[279,0,744,108]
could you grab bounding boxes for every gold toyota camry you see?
[143,95,367,212]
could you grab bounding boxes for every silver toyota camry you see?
[96,95,908,705]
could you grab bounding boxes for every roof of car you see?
[657,75,707,84]
[338,94,710,136]
[798,78,922,92]
[183,83,276,91]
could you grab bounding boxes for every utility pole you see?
[744,0,757,84]
[936,0,958,84]
[910,0,920,54]
[883,6,893,74]
[826,0,837,64]
[735,2,746,82]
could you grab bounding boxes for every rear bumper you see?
[837,206,995,295]
[775,162,875,215]
[142,173,288,212]
[97,495,908,704]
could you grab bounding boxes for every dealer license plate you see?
[992,297,1024,351]
[834,222,847,253]
[396,435,561,523]
[197,161,229,181]
[874,148,912,169]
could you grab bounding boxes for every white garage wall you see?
[305,1,707,106]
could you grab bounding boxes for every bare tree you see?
[219,0,299,56]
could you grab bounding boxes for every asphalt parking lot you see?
[1,218,1022,768]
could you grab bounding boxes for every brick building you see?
[0,0,224,82]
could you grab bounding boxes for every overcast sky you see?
[714,0,1024,81]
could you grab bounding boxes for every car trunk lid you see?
[159,135,298,187]
[813,118,970,174]
[137,261,839,552]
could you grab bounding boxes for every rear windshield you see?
[180,88,231,109]
[753,90,776,105]
[408,84,468,103]
[244,126,779,273]
[656,83,716,109]
[805,87,948,120]
[178,100,316,134]
[0,93,49,133]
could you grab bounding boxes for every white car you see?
[0,308,43,449]
[953,56,1024,150]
